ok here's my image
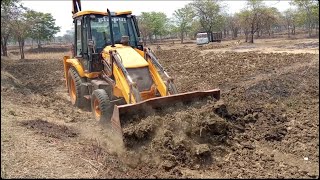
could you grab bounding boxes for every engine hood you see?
[102,44,148,68]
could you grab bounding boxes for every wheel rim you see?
[93,98,101,120]
[69,77,76,104]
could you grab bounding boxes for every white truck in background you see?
[196,31,222,45]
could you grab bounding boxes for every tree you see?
[245,0,266,43]
[63,29,74,44]
[10,5,30,59]
[25,10,60,48]
[291,0,319,37]
[1,0,19,56]
[165,19,179,41]
[191,0,224,33]
[150,12,168,41]
[138,12,168,44]
[189,19,201,39]
[258,7,281,37]
[173,4,195,43]
[228,14,241,39]
[137,13,153,44]
[284,8,299,37]
[238,10,251,42]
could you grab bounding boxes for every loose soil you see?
[1,37,319,178]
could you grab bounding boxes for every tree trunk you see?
[148,35,153,44]
[234,28,238,38]
[250,31,254,43]
[308,22,312,37]
[245,30,249,42]
[231,29,235,40]
[18,38,25,59]
[180,31,184,44]
[288,25,290,38]
[250,23,254,43]
[37,39,41,49]
[1,36,9,56]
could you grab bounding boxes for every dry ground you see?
[1,37,319,178]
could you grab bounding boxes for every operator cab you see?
[89,14,142,52]
[72,10,143,72]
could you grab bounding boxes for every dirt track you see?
[1,39,319,178]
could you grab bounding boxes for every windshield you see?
[197,33,208,39]
[90,15,138,50]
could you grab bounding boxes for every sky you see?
[20,0,293,37]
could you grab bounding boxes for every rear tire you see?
[91,89,113,124]
[67,68,89,109]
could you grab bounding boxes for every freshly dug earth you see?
[1,42,319,178]
[19,119,78,139]
[122,98,233,170]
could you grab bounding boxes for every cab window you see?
[76,19,82,56]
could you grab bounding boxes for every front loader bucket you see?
[110,89,220,144]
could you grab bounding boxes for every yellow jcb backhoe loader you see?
[63,0,220,144]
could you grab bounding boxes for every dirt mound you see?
[26,46,70,53]
[293,42,319,49]
[2,41,318,178]
[1,70,22,90]
[155,49,317,93]
[196,43,230,50]
[2,58,64,96]
[120,97,246,173]
[19,119,78,139]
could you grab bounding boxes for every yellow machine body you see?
[64,0,221,147]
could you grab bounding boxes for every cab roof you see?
[72,10,132,18]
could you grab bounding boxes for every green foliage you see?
[1,0,19,56]
[25,10,60,46]
[140,11,168,37]
[1,0,60,58]
[191,0,224,32]
[291,0,319,36]
[1,0,19,6]
[173,4,195,42]
[246,0,264,10]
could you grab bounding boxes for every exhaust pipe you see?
[107,8,115,47]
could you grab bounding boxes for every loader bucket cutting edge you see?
[110,89,220,141]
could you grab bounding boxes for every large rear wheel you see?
[91,89,113,124]
[67,68,89,109]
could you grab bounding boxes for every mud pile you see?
[196,43,230,50]
[155,49,317,93]
[120,97,242,172]
[20,119,78,139]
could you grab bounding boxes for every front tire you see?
[165,81,178,95]
[91,89,113,124]
[67,68,88,109]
